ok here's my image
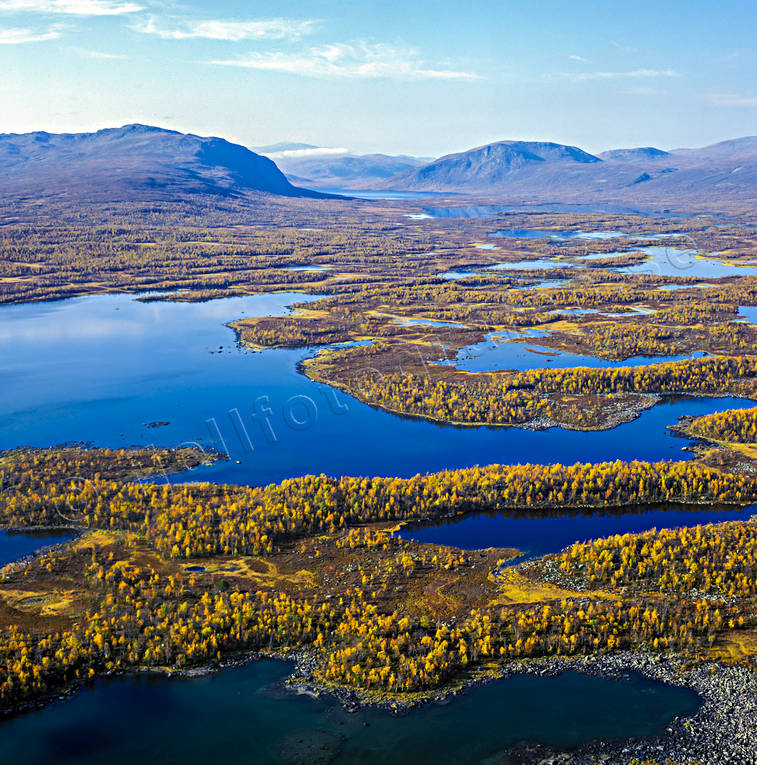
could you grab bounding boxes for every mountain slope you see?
[379,140,603,192]
[0,125,329,202]
[376,136,757,204]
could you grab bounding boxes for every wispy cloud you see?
[623,85,665,96]
[712,93,757,107]
[267,147,349,159]
[610,40,639,54]
[71,45,126,58]
[134,16,316,41]
[550,68,680,82]
[210,42,480,81]
[0,0,142,15]
[0,23,64,42]
[569,54,588,62]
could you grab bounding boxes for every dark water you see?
[1,293,753,488]
[401,503,754,558]
[0,660,700,765]
[0,529,77,567]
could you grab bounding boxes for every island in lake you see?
[2,120,757,764]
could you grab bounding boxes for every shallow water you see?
[0,659,700,765]
[738,306,757,324]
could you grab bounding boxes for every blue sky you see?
[1,0,756,156]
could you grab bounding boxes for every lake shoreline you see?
[286,649,754,764]
[2,643,752,764]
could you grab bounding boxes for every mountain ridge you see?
[372,136,757,203]
[0,124,332,203]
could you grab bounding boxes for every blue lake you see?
[489,258,580,271]
[514,278,569,289]
[401,504,754,558]
[438,270,482,280]
[1,293,753,490]
[619,247,757,278]
[0,529,78,568]
[423,203,683,217]
[482,244,757,280]
[0,658,700,765]
[0,288,741,754]
[442,331,708,373]
[490,229,626,241]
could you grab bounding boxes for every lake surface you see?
[619,246,757,278]
[0,529,78,568]
[442,331,708,373]
[483,243,757,280]
[396,317,462,327]
[514,277,569,290]
[401,504,753,558]
[438,270,482,280]
[490,229,626,241]
[423,203,686,217]
[0,287,741,754]
[1,293,753,489]
[489,258,580,271]
[0,659,700,765]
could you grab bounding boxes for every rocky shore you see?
[502,652,757,765]
[288,650,757,765]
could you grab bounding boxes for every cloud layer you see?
[552,68,680,82]
[712,94,757,107]
[0,23,64,42]
[211,42,479,80]
[134,16,316,42]
[0,0,141,15]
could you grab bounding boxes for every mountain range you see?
[3,124,757,208]
[369,137,757,204]
[251,144,428,190]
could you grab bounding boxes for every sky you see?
[1,0,756,157]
